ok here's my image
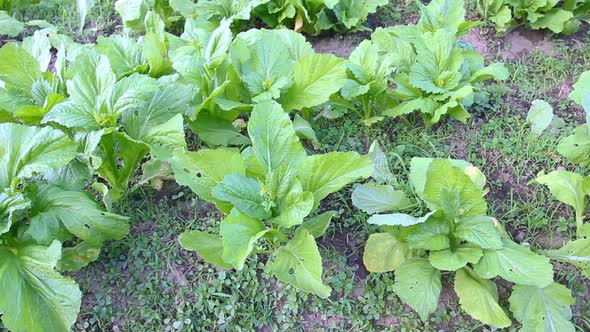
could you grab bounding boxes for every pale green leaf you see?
[455,216,503,250]
[267,229,332,298]
[509,283,575,332]
[299,211,335,238]
[220,208,268,270]
[179,230,232,268]
[0,240,82,332]
[474,239,554,288]
[454,268,511,328]
[527,100,554,135]
[352,184,411,214]
[363,232,411,272]
[543,238,590,279]
[392,259,441,320]
[0,11,24,37]
[536,170,587,225]
[212,174,270,219]
[428,246,483,271]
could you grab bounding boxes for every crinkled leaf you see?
[0,241,82,332]
[212,174,270,219]
[428,245,483,271]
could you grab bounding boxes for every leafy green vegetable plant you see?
[346,0,508,125]
[172,100,373,297]
[478,0,590,35]
[169,21,347,146]
[354,148,573,329]
[0,29,194,201]
[0,123,129,332]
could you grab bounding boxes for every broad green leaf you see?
[392,259,441,320]
[267,229,332,298]
[0,123,77,189]
[191,112,250,147]
[423,159,487,219]
[178,230,232,268]
[280,53,347,111]
[409,157,471,196]
[527,99,554,135]
[220,208,268,270]
[509,283,575,332]
[22,29,52,73]
[352,184,411,214]
[115,0,149,30]
[455,216,503,250]
[0,11,24,37]
[469,63,509,83]
[0,241,82,332]
[367,210,437,227]
[58,241,102,272]
[205,18,232,67]
[529,8,574,33]
[299,152,374,207]
[543,238,590,279]
[428,246,483,271]
[536,170,587,226]
[418,0,466,32]
[77,0,95,29]
[0,43,42,93]
[272,186,314,228]
[299,211,335,238]
[171,149,246,212]
[212,174,270,219]
[363,232,412,272]
[406,212,451,250]
[96,35,147,78]
[474,239,554,288]
[557,125,590,167]
[293,114,319,147]
[25,185,130,246]
[454,268,511,328]
[248,100,305,173]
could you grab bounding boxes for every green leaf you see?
[220,208,268,270]
[115,0,149,30]
[299,151,373,207]
[0,240,82,332]
[409,157,472,196]
[191,112,250,147]
[248,100,305,173]
[367,140,395,184]
[509,283,575,332]
[352,184,411,214]
[536,170,587,226]
[280,53,347,111]
[58,241,102,272]
[299,211,335,238]
[0,123,77,189]
[293,114,319,147]
[212,174,270,219]
[170,149,246,212]
[474,239,554,288]
[0,11,24,37]
[0,43,42,93]
[557,125,590,167]
[543,238,590,279]
[363,232,412,272]
[529,8,574,33]
[267,229,332,298]
[454,216,503,250]
[96,35,147,78]
[406,213,451,250]
[392,259,441,320]
[0,190,29,235]
[77,0,95,30]
[368,210,437,227]
[428,246,483,271]
[569,71,590,122]
[25,185,130,246]
[272,185,314,228]
[526,99,554,135]
[178,230,232,268]
[469,62,509,83]
[454,268,511,328]
[422,159,488,219]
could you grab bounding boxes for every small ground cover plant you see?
[354,145,574,329]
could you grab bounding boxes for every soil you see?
[501,28,556,60]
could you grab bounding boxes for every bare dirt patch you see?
[501,28,556,60]
[310,33,368,58]
[460,28,489,57]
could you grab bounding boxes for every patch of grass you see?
[14,0,119,42]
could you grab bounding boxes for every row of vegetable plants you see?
[0,0,588,331]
